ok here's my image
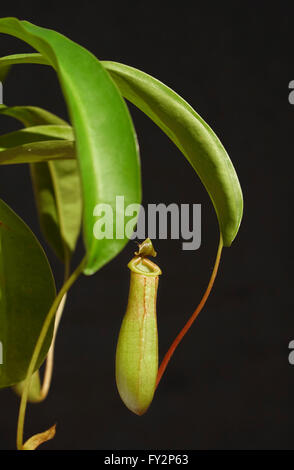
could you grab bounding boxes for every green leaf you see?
[0,103,65,126]
[30,159,82,261]
[0,124,74,150]
[0,52,48,69]
[0,139,75,165]
[0,198,56,387]
[0,18,141,274]
[0,123,75,165]
[0,104,81,261]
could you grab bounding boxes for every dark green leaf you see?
[0,199,56,387]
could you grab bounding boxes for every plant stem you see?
[39,293,67,400]
[39,256,70,401]
[16,257,86,450]
[156,235,223,387]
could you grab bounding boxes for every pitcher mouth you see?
[128,256,162,277]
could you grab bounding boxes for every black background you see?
[0,2,293,450]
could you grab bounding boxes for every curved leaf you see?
[102,62,243,246]
[0,198,56,387]
[0,103,65,126]
[0,139,75,165]
[0,52,48,69]
[30,159,82,261]
[0,18,141,274]
[0,124,73,150]
[0,122,74,165]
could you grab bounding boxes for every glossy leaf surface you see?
[102,61,243,246]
